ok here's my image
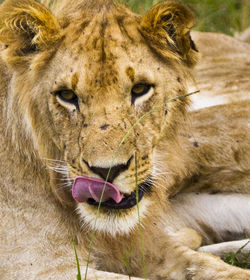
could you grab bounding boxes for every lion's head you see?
[0,0,198,235]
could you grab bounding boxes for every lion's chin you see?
[76,198,152,236]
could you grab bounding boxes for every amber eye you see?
[131,83,153,104]
[57,90,77,101]
[54,89,79,109]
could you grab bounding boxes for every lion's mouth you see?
[72,176,152,210]
[87,179,152,209]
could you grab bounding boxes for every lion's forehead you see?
[62,8,142,58]
[52,14,158,97]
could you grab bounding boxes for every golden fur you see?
[0,0,249,279]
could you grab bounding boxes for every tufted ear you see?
[0,0,61,64]
[140,1,199,67]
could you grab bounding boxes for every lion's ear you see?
[140,1,199,67]
[0,0,61,62]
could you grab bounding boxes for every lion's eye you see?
[131,84,153,104]
[57,90,77,102]
[54,89,79,109]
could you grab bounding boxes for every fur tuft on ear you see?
[0,0,61,58]
[140,0,199,67]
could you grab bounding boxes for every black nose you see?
[84,157,132,183]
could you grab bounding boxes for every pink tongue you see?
[72,176,123,203]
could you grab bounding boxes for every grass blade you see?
[135,152,146,279]
[73,240,82,280]
[83,90,199,279]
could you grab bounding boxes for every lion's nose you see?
[84,157,133,183]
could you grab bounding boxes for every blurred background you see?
[0,0,249,35]
[119,0,250,35]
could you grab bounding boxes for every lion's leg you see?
[170,193,250,244]
[170,228,202,250]
[149,240,250,280]
[198,239,250,258]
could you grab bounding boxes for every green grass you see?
[135,152,147,279]
[224,241,250,269]
[73,240,82,280]
[77,90,199,279]
[72,88,250,277]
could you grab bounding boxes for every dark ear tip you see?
[190,35,198,52]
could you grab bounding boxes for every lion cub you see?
[0,0,249,279]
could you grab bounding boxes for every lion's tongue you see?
[72,176,123,203]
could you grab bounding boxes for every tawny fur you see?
[0,0,249,279]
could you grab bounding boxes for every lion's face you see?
[0,0,198,235]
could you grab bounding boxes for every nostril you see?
[83,156,133,183]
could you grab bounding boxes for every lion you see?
[0,0,250,279]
